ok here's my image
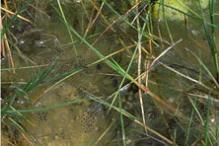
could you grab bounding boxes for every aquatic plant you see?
[1,0,218,145]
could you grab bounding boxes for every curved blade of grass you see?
[201,0,219,81]
[84,91,174,145]
[1,62,56,114]
[4,98,82,114]
[56,0,77,56]
[204,96,213,146]
[119,94,126,146]
[109,46,138,111]
[188,97,204,125]
[185,48,219,88]
[184,107,194,145]
[55,0,185,121]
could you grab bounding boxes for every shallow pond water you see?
[1,0,219,146]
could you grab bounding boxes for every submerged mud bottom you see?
[23,83,112,146]
[1,0,219,146]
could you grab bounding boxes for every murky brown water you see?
[1,0,219,146]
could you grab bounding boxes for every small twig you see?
[1,81,27,85]
[20,133,35,146]
[136,1,147,134]
[3,34,15,73]
[93,119,115,145]
[92,1,142,45]
[188,93,219,104]
[1,7,32,24]
[160,62,213,91]
[150,39,183,68]
[1,64,49,71]
[84,2,104,37]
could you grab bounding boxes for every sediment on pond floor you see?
[1,0,219,146]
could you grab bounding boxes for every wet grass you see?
[202,0,219,81]
[1,0,219,146]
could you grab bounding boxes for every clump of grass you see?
[1,0,219,146]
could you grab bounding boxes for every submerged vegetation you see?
[1,0,219,145]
